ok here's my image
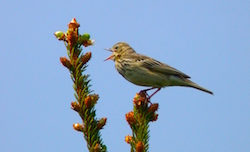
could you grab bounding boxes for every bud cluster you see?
[55,18,106,151]
[54,18,94,49]
[125,92,159,151]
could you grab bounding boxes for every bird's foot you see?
[138,90,152,104]
[140,88,161,101]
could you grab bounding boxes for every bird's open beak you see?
[104,55,113,61]
[104,48,113,52]
[104,48,114,61]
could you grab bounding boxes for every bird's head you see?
[105,42,135,61]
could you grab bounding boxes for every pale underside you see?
[115,53,191,88]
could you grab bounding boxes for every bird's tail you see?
[185,79,213,95]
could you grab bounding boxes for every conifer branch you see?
[55,18,107,152]
[125,92,159,152]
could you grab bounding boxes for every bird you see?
[105,42,213,98]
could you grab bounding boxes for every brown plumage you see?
[105,42,213,97]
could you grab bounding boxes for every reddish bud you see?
[82,52,92,65]
[136,141,144,152]
[150,113,159,122]
[84,96,92,108]
[125,135,133,144]
[82,39,95,47]
[147,103,159,113]
[91,94,99,102]
[84,94,99,108]
[97,118,107,129]
[68,18,80,28]
[67,30,78,46]
[133,93,147,107]
[60,57,73,70]
[71,101,81,112]
[134,93,141,100]
[73,123,83,132]
[125,111,136,125]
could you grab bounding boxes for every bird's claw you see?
[139,90,152,104]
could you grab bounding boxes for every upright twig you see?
[55,18,107,152]
[125,92,159,152]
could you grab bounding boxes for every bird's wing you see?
[135,54,190,78]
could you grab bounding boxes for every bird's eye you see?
[115,46,119,50]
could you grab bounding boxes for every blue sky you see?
[0,1,249,152]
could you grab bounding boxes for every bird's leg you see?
[148,88,161,99]
[141,87,156,92]
[139,87,161,101]
[139,87,155,98]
